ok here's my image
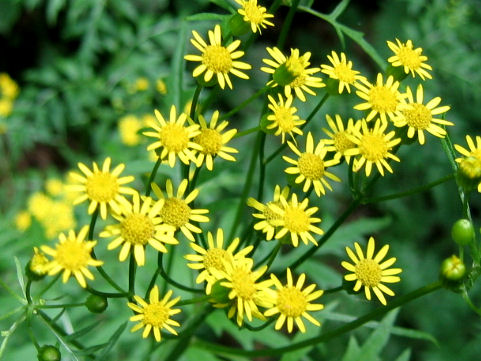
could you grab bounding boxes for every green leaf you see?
[167,21,188,109]
[64,321,102,341]
[357,309,398,361]
[14,257,26,300]
[0,315,26,360]
[394,349,411,361]
[209,0,235,12]
[95,322,128,360]
[330,0,351,20]
[341,336,361,361]
[186,13,229,22]
[339,25,386,70]
[47,0,67,25]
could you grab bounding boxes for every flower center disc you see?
[244,3,264,24]
[202,45,233,73]
[298,153,325,180]
[204,248,231,272]
[160,198,191,228]
[231,268,256,299]
[56,240,90,270]
[334,132,354,153]
[397,47,422,69]
[264,201,281,225]
[284,206,309,233]
[403,103,431,129]
[159,124,189,153]
[121,214,155,245]
[86,172,119,202]
[277,286,307,317]
[359,134,388,161]
[195,129,222,154]
[355,259,382,287]
[334,63,355,83]
[369,86,398,113]
[274,107,295,132]
[143,303,169,327]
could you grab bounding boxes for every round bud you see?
[273,64,297,86]
[37,345,61,361]
[440,255,466,282]
[259,114,275,134]
[85,294,108,313]
[228,13,250,36]
[208,281,230,305]
[451,219,475,245]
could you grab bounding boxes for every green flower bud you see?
[208,281,230,305]
[85,294,108,313]
[385,65,408,82]
[273,64,297,86]
[440,255,466,282]
[451,219,475,246]
[228,13,250,36]
[37,345,61,361]
[259,114,275,134]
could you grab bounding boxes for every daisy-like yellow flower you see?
[193,111,238,171]
[29,247,49,277]
[354,73,404,122]
[321,51,366,94]
[265,268,324,333]
[266,94,305,144]
[455,135,481,192]
[41,226,103,288]
[184,24,251,89]
[127,286,181,342]
[0,73,19,99]
[247,185,290,240]
[215,260,273,326]
[271,193,324,247]
[15,210,31,231]
[283,132,341,197]
[347,118,401,176]
[387,39,432,80]
[393,84,452,145]
[185,228,253,294]
[118,114,142,146]
[322,114,361,163]
[68,157,136,220]
[152,179,209,242]
[261,47,325,102]
[342,237,402,305]
[143,106,201,168]
[235,0,274,34]
[100,192,177,266]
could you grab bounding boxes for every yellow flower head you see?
[119,115,142,146]
[133,77,149,92]
[100,192,177,266]
[283,132,341,197]
[342,237,402,305]
[193,110,238,171]
[354,73,404,123]
[42,200,77,239]
[322,114,361,163]
[68,157,136,220]
[184,24,252,89]
[235,0,274,34]
[387,39,432,80]
[127,286,181,342]
[270,193,324,247]
[28,192,53,221]
[261,47,325,102]
[393,84,452,145]
[29,247,49,276]
[346,118,401,176]
[455,135,481,192]
[185,228,253,294]
[265,268,324,333]
[0,73,20,99]
[45,178,64,197]
[143,106,201,167]
[247,185,290,241]
[266,93,305,144]
[0,98,13,117]
[15,210,31,231]
[41,226,103,288]
[156,79,167,95]
[152,179,209,242]
[321,51,366,94]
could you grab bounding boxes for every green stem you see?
[26,280,32,304]
[244,318,275,332]
[255,241,281,270]
[145,156,162,197]
[178,296,210,306]
[157,252,203,294]
[277,0,301,49]
[193,282,442,357]
[189,84,203,122]
[38,310,88,352]
[220,86,269,121]
[323,286,343,295]
[36,303,85,309]
[257,132,266,200]
[37,274,61,298]
[362,173,455,204]
[86,286,128,299]
[234,126,260,139]
[128,254,137,296]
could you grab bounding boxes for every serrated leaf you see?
[357,309,398,361]
[186,13,228,22]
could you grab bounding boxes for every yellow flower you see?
[354,73,404,123]
[119,115,142,146]
[156,79,167,95]
[265,268,324,333]
[193,110,238,171]
[393,84,452,145]
[261,47,325,102]
[127,286,181,342]
[455,135,481,192]
[133,77,149,92]
[42,200,77,239]
[68,157,136,220]
[15,210,31,231]
[0,73,20,99]
[283,132,341,197]
[100,192,177,266]
[152,179,209,242]
[143,106,201,167]
[247,185,290,240]
[266,94,305,144]
[28,192,52,221]
[455,135,481,161]
[347,118,401,176]
[322,114,361,163]
[321,51,366,94]
[45,178,64,196]
[342,237,402,305]
[184,24,251,89]
[387,39,432,80]
[235,0,274,34]
[41,226,103,288]
[0,98,13,117]
[270,193,324,247]
[29,247,49,276]
[185,228,253,294]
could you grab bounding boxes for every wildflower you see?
[184,24,251,89]
[265,268,324,333]
[193,110,238,171]
[387,39,432,80]
[235,0,274,34]
[119,115,142,146]
[42,200,77,239]
[15,210,31,231]
[45,178,64,197]
[342,237,402,305]
[133,77,149,92]
[156,79,167,95]
[455,136,481,191]
[247,185,290,240]
[41,226,103,288]
[29,247,49,276]
[185,228,253,294]
[68,157,136,220]
[283,132,341,197]
[393,84,452,145]
[321,51,366,94]
[354,73,404,122]
[127,286,181,342]
[152,179,209,242]
[347,118,401,176]
[322,114,361,163]
[0,73,19,99]
[100,192,177,266]
[143,106,201,167]
[0,98,13,117]
[28,192,52,221]
[271,193,324,247]
[266,94,305,143]
[261,47,324,102]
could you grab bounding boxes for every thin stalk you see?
[257,132,266,200]
[145,156,162,197]
[277,0,301,49]
[36,303,85,309]
[220,86,269,121]
[157,252,203,294]
[234,126,260,139]
[86,286,128,299]
[323,286,343,295]
[189,85,203,122]
[128,254,137,296]
[255,241,281,269]
[178,296,210,306]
